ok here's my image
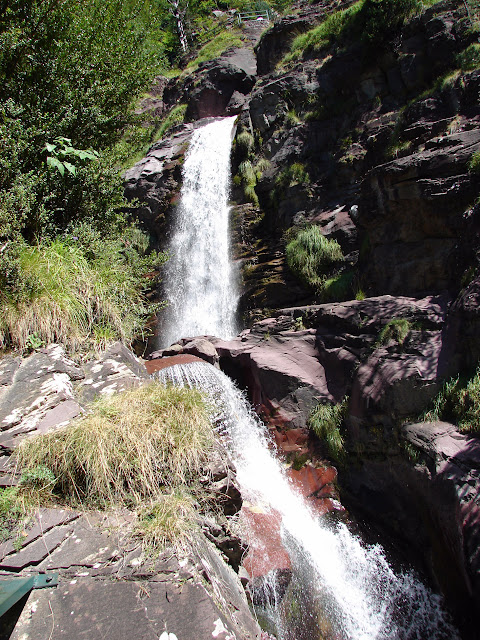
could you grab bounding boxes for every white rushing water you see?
[158,361,460,640]
[161,116,238,348]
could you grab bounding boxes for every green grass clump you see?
[422,367,480,433]
[236,131,255,155]
[322,270,354,301]
[183,31,244,74]
[457,43,480,71]
[376,318,411,346]
[285,0,421,63]
[9,383,218,552]
[308,399,348,461]
[0,233,165,354]
[469,151,480,173]
[16,382,215,508]
[0,466,55,544]
[157,103,188,141]
[286,225,343,290]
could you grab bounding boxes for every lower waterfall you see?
[157,361,459,640]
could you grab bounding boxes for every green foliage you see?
[308,398,348,461]
[376,318,411,346]
[422,367,480,433]
[286,0,421,62]
[469,151,480,173]
[237,130,255,156]
[0,233,166,354]
[276,163,310,189]
[157,103,188,140]
[286,225,344,290]
[46,137,99,178]
[322,270,354,301]
[457,43,480,71]
[183,30,244,73]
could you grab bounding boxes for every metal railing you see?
[237,9,271,25]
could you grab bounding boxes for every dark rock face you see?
[124,124,194,244]
[5,510,259,640]
[362,128,480,295]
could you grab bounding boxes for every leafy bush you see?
[376,318,411,346]
[308,398,348,461]
[286,225,343,290]
[422,367,480,433]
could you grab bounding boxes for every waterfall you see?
[158,362,460,640]
[161,116,238,348]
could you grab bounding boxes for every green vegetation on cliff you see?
[422,366,480,434]
[286,225,345,296]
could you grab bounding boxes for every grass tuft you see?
[422,366,480,434]
[16,382,215,509]
[308,399,348,461]
[286,225,343,290]
[0,235,164,354]
[376,318,411,347]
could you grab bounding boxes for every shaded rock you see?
[184,60,256,121]
[361,128,480,295]
[124,123,194,242]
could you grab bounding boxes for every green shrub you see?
[286,225,343,289]
[308,398,348,461]
[469,151,480,173]
[376,318,411,346]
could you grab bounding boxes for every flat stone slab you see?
[0,508,79,561]
[11,576,239,640]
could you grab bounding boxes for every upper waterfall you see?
[161,116,238,348]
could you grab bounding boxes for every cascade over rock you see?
[126,1,480,635]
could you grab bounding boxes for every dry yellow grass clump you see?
[15,382,217,549]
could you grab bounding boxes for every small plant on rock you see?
[286,225,343,290]
[308,398,348,462]
[376,318,411,347]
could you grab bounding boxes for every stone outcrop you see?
[3,510,259,640]
[0,344,261,640]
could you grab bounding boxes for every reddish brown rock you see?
[241,507,291,579]
[145,353,205,375]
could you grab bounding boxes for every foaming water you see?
[157,361,460,640]
[161,116,238,348]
